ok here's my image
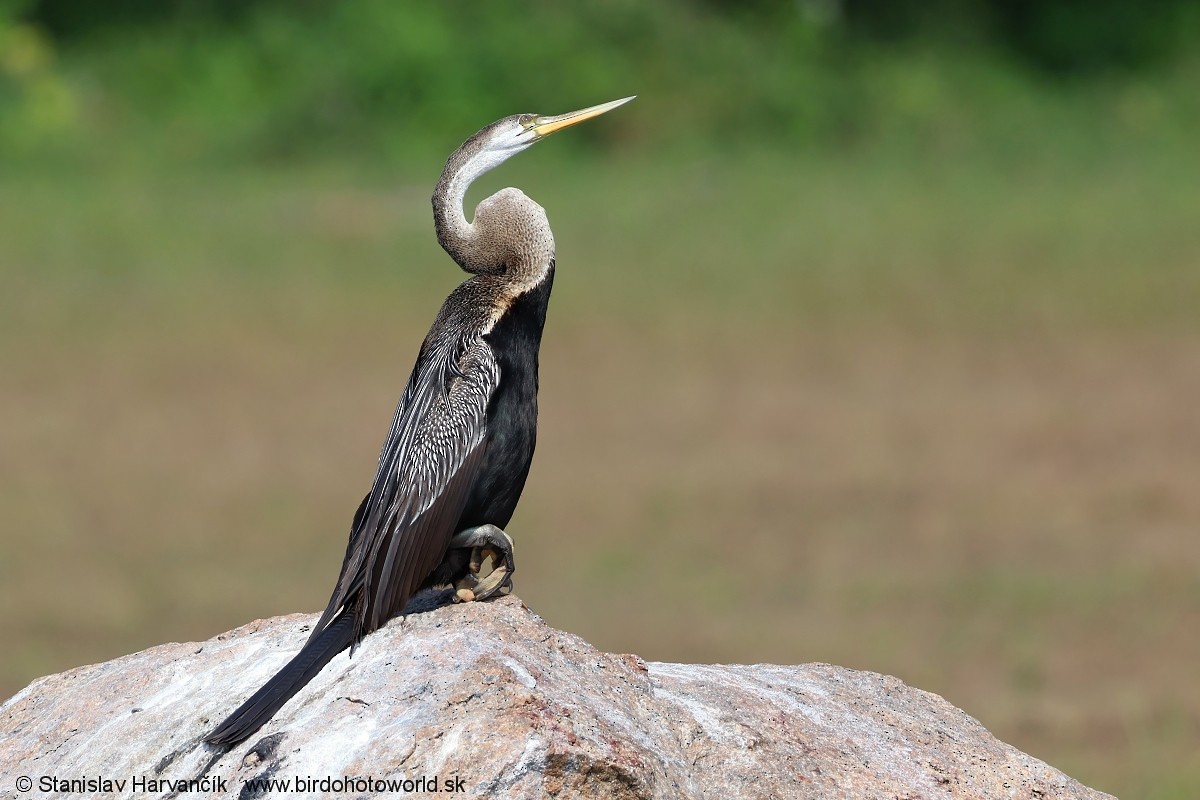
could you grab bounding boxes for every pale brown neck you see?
[432,137,554,289]
[432,133,509,273]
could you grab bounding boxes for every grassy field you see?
[2,147,1198,798]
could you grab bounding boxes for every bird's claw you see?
[447,524,514,603]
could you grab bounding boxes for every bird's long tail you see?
[205,608,357,747]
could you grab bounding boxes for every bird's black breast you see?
[458,265,555,529]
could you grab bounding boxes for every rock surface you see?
[1,594,1113,799]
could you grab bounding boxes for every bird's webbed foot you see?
[447,524,514,603]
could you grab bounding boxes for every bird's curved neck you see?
[432,140,555,292]
[432,146,508,274]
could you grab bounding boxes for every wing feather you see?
[307,329,499,645]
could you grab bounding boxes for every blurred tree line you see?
[2,0,1199,163]
[841,0,1199,72]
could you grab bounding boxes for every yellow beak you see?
[531,96,635,138]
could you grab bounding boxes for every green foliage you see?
[4,0,1197,166]
[0,7,78,152]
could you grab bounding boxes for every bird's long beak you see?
[531,96,635,139]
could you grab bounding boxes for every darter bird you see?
[206,96,634,746]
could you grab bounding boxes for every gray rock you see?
[0,595,1113,799]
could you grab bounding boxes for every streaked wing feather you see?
[373,442,487,625]
[306,332,498,645]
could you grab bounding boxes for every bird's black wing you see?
[208,320,497,747]
[308,327,499,644]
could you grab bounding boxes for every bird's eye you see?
[517,114,534,127]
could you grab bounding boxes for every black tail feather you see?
[205,609,357,746]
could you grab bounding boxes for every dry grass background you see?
[1,152,1198,797]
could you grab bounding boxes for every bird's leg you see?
[447,524,514,603]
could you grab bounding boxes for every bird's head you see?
[468,96,636,165]
[434,96,634,278]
